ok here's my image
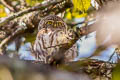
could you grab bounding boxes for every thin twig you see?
[108,49,116,62]
[0,26,26,49]
[0,0,15,12]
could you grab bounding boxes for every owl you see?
[33,15,80,64]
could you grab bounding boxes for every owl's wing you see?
[64,43,78,62]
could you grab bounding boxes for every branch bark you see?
[0,0,16,12]
[0,56,115,80]
[0,0,64,27]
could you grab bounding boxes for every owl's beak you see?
[54,24,57,27]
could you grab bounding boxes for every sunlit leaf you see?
[65,9,72,20]
[72,12,87,18]
[72,0,91,12]
[26,0,43,6]
[0,5,7,17]
[65,0,91,19]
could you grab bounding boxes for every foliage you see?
[65,0,91,20]
[0,0,92,19]
[0,5,7,17]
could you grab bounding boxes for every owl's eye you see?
[53,23,57,27]
[46,20,53,25]
[57,21,63,26]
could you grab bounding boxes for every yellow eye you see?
[48,21,51,24]
[57,21,63,26]
[46,20,53,25]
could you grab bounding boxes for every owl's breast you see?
[34,28,70,59]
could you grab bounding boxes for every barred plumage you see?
[33,15,79,64]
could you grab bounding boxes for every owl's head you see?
[38,15,67,30]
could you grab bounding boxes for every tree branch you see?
[19,0,28,8]
[0,25,25,54]
[0,0,64,27]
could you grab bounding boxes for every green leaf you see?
[112,63,120,80]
